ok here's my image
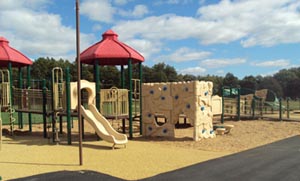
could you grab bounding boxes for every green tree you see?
[239,75,258,90]
[222,73,239,87]
[258,76,283,97]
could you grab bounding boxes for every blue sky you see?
[1,0,300,78]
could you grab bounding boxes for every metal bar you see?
[65,67,71,144]
[139,62,143,135]
[27,66,32,132]
[18,67,23,129]
[128,59,133,139]
[42,79,47,138]
[76,0,83,166]
[94,60,100,110]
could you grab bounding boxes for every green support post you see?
[279,98,282,121]
[237,87,240,121]
[128,59,133,139]
[221,87,224,124]
[94,60,100,111]
[18,67,23,129]
[121,65,125,88]
[251,98,255,119]
[286,97,290,119]
[65,67,72,144]
[8,62,14,135]
[139,62,143,135]
[27,66,32,132]
[42,79,47,138]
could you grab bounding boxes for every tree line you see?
[18,57,300,99]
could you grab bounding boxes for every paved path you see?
[11,136,300,181]
[145,135,300,181]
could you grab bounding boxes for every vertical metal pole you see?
[27,66,32,132]
[76,0,83,165]
[221,87,224,124]
[8,62,14,135]
[128,59,133,139]
[139,62,143,135]
[279,98,282,121]
[94,60,100,110]
[252,98,255,119]
[286,98,290,119]
[18,67,23,129]
[42,79,47,138]
[121,65,125,88]
[237,88,240,121]
[65,67,71,144]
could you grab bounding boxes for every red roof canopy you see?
[0,37,33,67]
[80,30,144,65]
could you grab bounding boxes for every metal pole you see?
[121,65,125,88]
[27,66,32,132]
[8,62,14,135]
[139,62,143,135]
[18,67,23,129]
[94,60,100,110]
[76,0,83,165]
[221,87,224,124]
[237,87,240,121]
[279,98,282,121]
[42,79,47,138]
[65,67,71,144]
[128,59,133,139]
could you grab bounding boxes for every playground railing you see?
[13,87,52,112]
[100,88,129,118]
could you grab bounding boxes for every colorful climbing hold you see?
[163,129,168,133]
[186,104,191,109]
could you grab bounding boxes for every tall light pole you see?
[76,0,83,166]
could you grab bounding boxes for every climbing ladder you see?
[0,69,15,135]
[52,67,64,110]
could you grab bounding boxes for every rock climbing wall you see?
[142,81,215,141]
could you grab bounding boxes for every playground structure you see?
[142,81,216,141]
[0,30,143,147]
[221,87,290,122]
[0,67,129,148]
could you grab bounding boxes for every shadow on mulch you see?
[9,170,124,181]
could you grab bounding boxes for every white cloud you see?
[179,66,206,75]
[154,47,211,63]
[92,24,103,32]
[81,0,115,23]
[197,0,300,47]
[251,59,290,67]
[0,0,94,60]
[114,0,128,6]
[118,4,149,18]
[124,39,161,60]
[112,0,300,57]
[0,0,51,10]
[201,58,246,68]
[154,0,193,5]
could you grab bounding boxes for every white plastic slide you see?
[80,104,128,149]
